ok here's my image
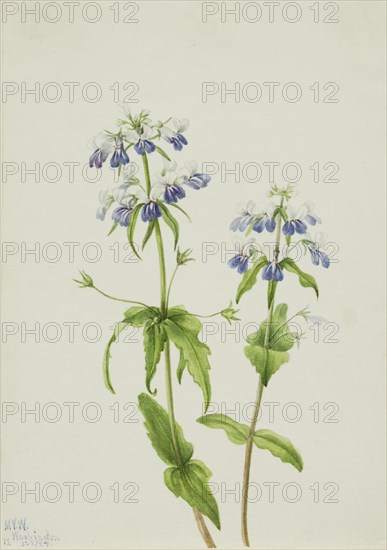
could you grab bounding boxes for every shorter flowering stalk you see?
[198,184,332,549]
[241,200,283,547]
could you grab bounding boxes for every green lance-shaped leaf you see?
[103,320,129,394]
[138,393,193,466]
[142,220,155,250]
[197,414,249,445]
[169,202,192,222]
[252,429,303,472]
[155,145,171,162]
[159,203,179,250]
[164,459,221,530]
[236,256,269,304]
[127,203,142,260]
[244,344,290,386]
[280,258,319,298]
[107,222,118,236]
[143,319,166,395]
[103,307,160,394]
[163,311,212,410]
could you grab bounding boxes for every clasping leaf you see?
[163,309,212,410]
[164,460,220,530]
[138,393,193,466]
[197,414,249,445]
[236,256,269,304]
[252,429,303,472]
[280,258,319,298]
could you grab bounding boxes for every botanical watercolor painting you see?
[75,106,332,548]
[2,3,386,550]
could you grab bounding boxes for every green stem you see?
[164,340,182,465]
[166,264,179,310]
[146,155,216,548]
[188,311,223,319]
[193,507,217,548]
[142,153,151,195]
[241,198,284,548]
[154,220,168,319]
[91,286,152,309]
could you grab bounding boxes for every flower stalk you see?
[241,199,283,547]
[145,153,216,548]
[80,108,220,548]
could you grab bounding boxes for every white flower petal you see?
[98,189,109,205]
[178,118,189,132]
[246,200,257,215]
[184,160,198,177]
[304,200,316,212]
[163,158,177,172]
[160,126,173,138]
[150,186,163,201]
[287,204,297,219]
[142,124,153,139]
[315,231,328,247]
[118,101,132,117]
[124,129,139,143]
[131,187,148,203]
[266,201,276,217]
[296,204,308,220]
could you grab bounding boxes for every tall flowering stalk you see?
[198,184,331,547]
[76,107,238,548]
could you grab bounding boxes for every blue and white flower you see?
[283,204,308,236]
[252,202,276,233]
[161,118,189,151]
[262,260,284,282]
[96,190,114,221]
[304,201,321,226]
[131,186,163,223]
[125,125,156,156]
[228,238,259,275]
[229,201,257,232]
[89,134,115,169]
[111,188,138,227]
[110,137,130,168]
[154,171,186,204]
[89,134,130,169]
[179,160,211,190]
[304,232,330,268]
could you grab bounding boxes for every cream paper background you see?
[1,1,386,549]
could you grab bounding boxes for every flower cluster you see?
[89,107,190,170]
[89,108,211,228]
[228,185,331,280]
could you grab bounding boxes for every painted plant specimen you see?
[75,107,237,548]
[198,184,331,547]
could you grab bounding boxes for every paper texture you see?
[1,1,386,549]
